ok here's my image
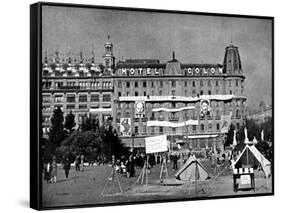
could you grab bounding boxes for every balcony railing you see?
[207,115,213,120]
[215,115,220,120]
[169,117,179,121]
[133,118,139,122]
[236,115,241,119]
[150,117,156,121]
[184,116,190,120]
[141,117,148,122]
[158,117,165,121]
[191,116,198,120]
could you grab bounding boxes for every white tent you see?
[234,145,271,177]
[175,156,209,181]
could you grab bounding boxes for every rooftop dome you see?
[222,43,242,75]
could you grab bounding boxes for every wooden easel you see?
[100,166,123,196]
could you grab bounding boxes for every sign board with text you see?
[145,135,168,154]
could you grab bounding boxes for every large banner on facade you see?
[220,115,232,133]
[200,99,211,118]
[145,135,168,154]
[134,101,145,118]
[120,118,131,136]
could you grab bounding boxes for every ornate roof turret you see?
[222,42,243,75]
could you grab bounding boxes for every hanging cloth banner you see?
[119,94,246,102]
[145,135,168,154]
[147,120,198,127]
[152,106,195,112]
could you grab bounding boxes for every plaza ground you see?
[42,161,272,208]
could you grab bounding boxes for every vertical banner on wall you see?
[200,99,211,118]
[135,101,145,118]
[220,115,231,133]
[120,118,131,136]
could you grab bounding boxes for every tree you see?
[261,117,272,142]
[58,124,129,162]
[57,131,102,162]
[245,119,260,141]
[80,114,99,132]
[64,110,76,133]
[225,123,235,147]
[49,107,65,147]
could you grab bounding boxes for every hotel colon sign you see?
[42,39,246,152]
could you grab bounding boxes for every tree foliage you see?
[80,114,99,132]
[225,123,235,147]
[57,124,129,162]
[64,110,76,133]
[49,107,65,147]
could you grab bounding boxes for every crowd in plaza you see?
[43,147,237,184]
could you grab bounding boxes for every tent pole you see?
[247,148,249,165]
[195,161,198,195]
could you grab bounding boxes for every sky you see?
[42,5,273,109]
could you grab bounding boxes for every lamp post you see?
[132,133,135,154]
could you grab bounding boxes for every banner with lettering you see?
[145,135,168,154]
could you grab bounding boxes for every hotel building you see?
[42,39,247,152]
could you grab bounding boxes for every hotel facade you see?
[42,39,247,152]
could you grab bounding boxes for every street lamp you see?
[131,133,135,154]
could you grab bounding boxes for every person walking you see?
[50,156,57,183]
[75,154,80,171]
[44,161,51,183]
[126,154,135,178]
[63,157,71,179]
[80,154,85,172]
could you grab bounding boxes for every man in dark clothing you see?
[75,155,80,171]
[63,157,71,178]
[172,155,178,170]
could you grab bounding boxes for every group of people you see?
[113,154,135,178]
[75,154,85,172]
[43,155,72,184]
[43,156,58,183]
[43,149,233,184]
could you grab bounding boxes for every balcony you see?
[215,115,220,120]
[141,117,148,122]
[150,117,156,121]
[236,115,241,119]
[169,117,179,121]
[133,118,139,122]
[207,115,213,120]
[158,117,165,121]
[191,116,198,120]
[184,116,190,120]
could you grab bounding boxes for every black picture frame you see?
[30,1,274,210]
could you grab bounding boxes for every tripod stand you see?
[159,156,169,185]
[135,159,149,185]
[100,166,123,196]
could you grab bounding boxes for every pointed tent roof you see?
[234,145,271,177]
[175,156,209,181]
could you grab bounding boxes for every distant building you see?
[42,40,247,153]
[247,105,272,124]
[42,38,115,133]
